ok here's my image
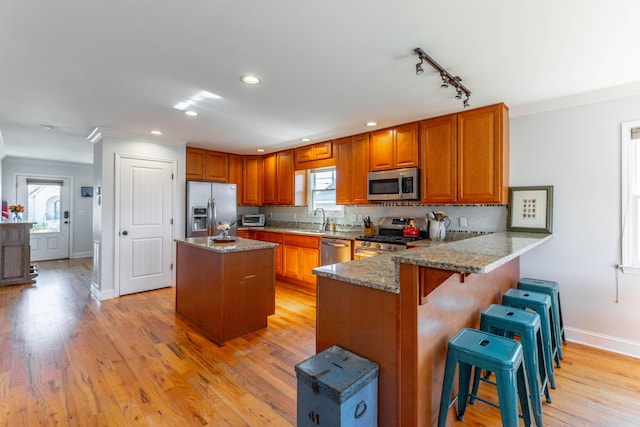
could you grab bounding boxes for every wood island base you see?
[176,241,276,346]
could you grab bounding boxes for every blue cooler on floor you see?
[295,345,379,426]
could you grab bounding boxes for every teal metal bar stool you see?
[472,304,551,427]
[518,278,566,353]
[502,288,560,378]
[438,328,532,427]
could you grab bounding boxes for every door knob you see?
[122,231,128,236]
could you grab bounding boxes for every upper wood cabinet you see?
[205,151,228,182]
[186,147,206,180]
[419,115,458,204]
[336,134,370,205]
[263,150,304,206]
[228,154,243,205]
[294,141,335,170]
[186,147,228,182]
[369,122,419,171]
[420,103,509,204]
[457,103,509,204]
[242,156,263,206]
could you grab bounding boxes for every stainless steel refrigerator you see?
[186,181,238,237]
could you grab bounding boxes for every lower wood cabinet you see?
[0,223,33,286]
[282,234,319,285]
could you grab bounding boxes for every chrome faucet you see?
[313,207,326,231]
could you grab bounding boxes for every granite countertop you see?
[313,231,553,294]
[238,226,363,240]
[175,236,278,253]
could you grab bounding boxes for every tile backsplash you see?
[240,204,508,234]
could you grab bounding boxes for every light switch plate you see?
[459,216,468,227]
[350,214,357,222]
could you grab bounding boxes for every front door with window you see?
[16,175,71,261]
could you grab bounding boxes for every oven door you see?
[353,247,386,259]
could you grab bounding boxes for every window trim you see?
[307,166,343,214]
[620,120,640,273]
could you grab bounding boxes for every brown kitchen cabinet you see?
[457,103,509,204]
[294,141,334,169]
[336,133,370,204]
[205,151,228,182]
[282,234,319,286]
[263,150,304,206]
[186,147,228,182]
[186,147,206,180]
[369,122,419,171]
[242,156,263,205]
[419,114,458,204]
[420,103,509,204]
[228,154,243,205]
[0,223,34,286]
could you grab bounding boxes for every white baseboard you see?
[91,282,115,301]
[566,327,640,359]
[72,251,93,259]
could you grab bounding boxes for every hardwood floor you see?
[1,258,639,426]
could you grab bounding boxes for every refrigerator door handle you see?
[207,198,214,236]
[211,197,217,235]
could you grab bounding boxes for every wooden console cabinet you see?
[0,222,34,286]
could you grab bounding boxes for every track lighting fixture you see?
[414,47,471,109]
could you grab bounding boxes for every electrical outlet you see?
[268,212,273,219]
[350,214,357,222]
[358,214,363,222]
[293,213,297,220]
[459,216,468,228]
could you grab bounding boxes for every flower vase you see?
[12,212,22,222]
[221,230,229,240]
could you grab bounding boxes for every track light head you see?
[463,96,471,108]
[416,62,424,75]
[455,88,463,100]
[440,73,449,88]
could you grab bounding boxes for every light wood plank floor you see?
[1,258,639,426]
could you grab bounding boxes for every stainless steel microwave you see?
[367,167,419,201]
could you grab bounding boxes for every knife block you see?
[363,227,376,235]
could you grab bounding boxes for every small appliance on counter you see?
[241,213,265,227]
[354,216,427,259]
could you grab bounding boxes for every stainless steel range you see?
[354,217,428,259]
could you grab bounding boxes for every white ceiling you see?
[1,0,640,164]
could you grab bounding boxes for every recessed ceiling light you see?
[40,124,55,131]
[257,148,265,152]
[240,74,261,85]
[301,138,311,142]
[366,122,378,127]
[184,110,199,117]
[150,130,162,135]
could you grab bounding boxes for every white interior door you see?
[16,175,71,261]
[118,156,173,296]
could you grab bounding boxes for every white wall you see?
[92,133,185,301]
[511,95,640,358]
[1,156,94,258]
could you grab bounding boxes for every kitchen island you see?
[313,231,553,427]
[175,236,278,345]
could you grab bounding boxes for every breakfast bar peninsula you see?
[313,231,552,427]
[175,236,278,345]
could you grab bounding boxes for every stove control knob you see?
[375,243,381,249]
[388,245,393,251]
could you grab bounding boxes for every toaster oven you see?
[241,213,265,227]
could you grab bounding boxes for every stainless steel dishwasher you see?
[320,238,352,266]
